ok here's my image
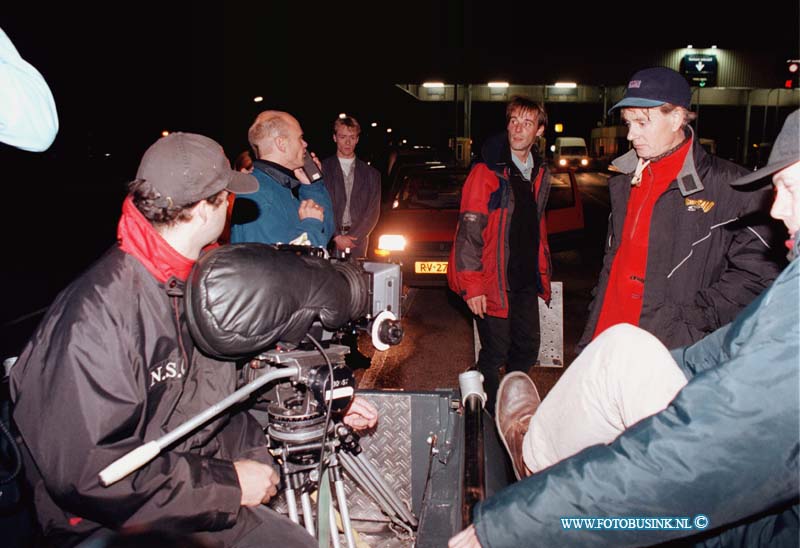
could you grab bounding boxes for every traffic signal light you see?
[786,59,799,89]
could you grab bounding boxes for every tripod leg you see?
[354,452,418,527]
[301,490,316,537]
[331,463,356,548]
[329,504,341,548]
[286,486,300,525]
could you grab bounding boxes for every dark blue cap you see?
[610,67,692,112]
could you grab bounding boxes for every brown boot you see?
[495,372,541,480]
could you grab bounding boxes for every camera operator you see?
[9,133,376,547]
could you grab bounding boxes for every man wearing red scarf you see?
[579,67,783,350]
[10,133,376,547]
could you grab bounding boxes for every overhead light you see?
[711,45,718,49]
[422,82,445,88]
[161,130,170,137]
[386,128,393,133]
[554,82,577,88]
[687,44,693,49]
[253,96,263,103]
[371,122,378,127]
[402,139,407,144]
[338,113,347,119]
[488,82,509,88]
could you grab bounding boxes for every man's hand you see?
[334,234,358,251]
[466,295,487,319]
[298,199,324,221]
[343,396,378,431]
[234,459,280,506]
[449,525,482,548]
[294,152,322,185]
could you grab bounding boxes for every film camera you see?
[98,244,407,544]
[186,243,410,543]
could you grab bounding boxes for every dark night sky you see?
[0,2,798,338]
[3,2,798,163]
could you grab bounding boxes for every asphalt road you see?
[356,171,611,399]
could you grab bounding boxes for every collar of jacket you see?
[253,159,300,190]
[486,140,544,181]
[117,195,195,284]
[611,125,705,197]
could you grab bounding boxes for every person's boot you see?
[495,372,541,480]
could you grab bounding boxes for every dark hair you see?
[506,96,548,129]
[234,150,254,172]
[128,179,227,225]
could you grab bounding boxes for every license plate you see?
[415,261,448,274]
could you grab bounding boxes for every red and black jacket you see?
[448,153,552,318]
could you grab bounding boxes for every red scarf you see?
[594,139,691,338]
[117,196,195,283]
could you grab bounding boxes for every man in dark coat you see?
[321,115,381,259]
[10,133,376,547]
[580,67,784,350]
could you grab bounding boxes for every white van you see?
[553,137,589,169]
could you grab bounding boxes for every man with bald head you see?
[231,110,335,247]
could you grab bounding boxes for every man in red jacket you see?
[448,96,552,417]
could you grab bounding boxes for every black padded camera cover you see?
[186,244,352,359]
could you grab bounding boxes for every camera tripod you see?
[269,410,417,548]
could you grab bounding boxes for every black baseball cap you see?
[730,110,800,186]
[610,67,692,112]
[135,132,258,208]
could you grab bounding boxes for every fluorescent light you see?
[253,96,263,103]
[422,82,445,88]
[554,82,577,88]
[488,82,509,88]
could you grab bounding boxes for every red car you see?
[370,163,585,287]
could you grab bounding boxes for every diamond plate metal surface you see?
[269,393,416,545]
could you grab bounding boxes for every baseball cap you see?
[730,110,800,186]
[135,132,258,208]
[610,67,692,112]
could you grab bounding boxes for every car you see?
[369,164,585,287]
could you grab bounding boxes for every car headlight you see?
[580,158,589,166]
[558,159,567,166]
[377,234,406,251]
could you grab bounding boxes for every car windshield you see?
[560,146,586,155]
[396,170,467,209]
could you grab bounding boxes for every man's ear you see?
[536,125,545,138]
[192,200,209,223]
[275,136,287,154]
[670,110,683,132]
